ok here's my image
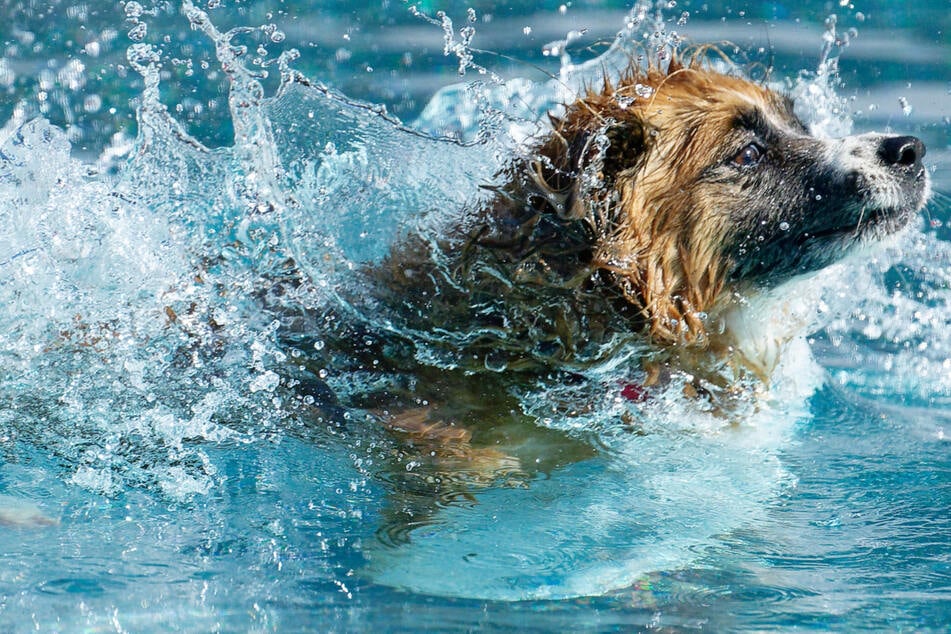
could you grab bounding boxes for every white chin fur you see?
[720,267,844,380]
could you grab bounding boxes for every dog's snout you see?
[878,135,926,169]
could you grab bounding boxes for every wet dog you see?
[284,50,931,533]
[289,50,931,478]
[364,51,930,395]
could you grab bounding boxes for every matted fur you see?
[531,51,797,346]
[364,48,928,381]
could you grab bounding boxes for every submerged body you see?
[276,51,933,485]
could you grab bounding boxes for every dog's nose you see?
[878,135,926,168]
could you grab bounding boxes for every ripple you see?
[36,574,126,597]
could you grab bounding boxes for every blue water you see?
[1,1,950,631]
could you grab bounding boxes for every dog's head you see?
[542,53,930,347]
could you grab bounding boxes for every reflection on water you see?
[0,0,949,630]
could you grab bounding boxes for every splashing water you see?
[0,0,948,625]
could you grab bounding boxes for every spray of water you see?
[0,0,945,602]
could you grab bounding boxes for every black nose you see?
[878,135,926,168]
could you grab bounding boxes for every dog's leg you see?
[378,406,524,484]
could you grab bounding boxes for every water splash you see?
[0,0,943,608]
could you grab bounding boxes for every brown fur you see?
[535,54,792,346]
[355,48,927,389]
[368,52,795,379]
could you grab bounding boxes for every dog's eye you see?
[732,143,764,167]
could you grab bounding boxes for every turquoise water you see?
[1,1,949,631]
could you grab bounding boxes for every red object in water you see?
[620,382,649,402]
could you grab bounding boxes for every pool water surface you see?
[0,0,949,631]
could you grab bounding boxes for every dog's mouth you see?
[797,205,907,245]
[731,174,928,286]
[800,165,930,245]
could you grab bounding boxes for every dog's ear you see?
[558,118,647,221]
[599,119,647,182]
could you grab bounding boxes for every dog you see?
[356,51,929,385]
[288,49,930,490]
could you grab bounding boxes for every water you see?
[1,0,949,631]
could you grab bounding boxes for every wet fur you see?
[367,51,930,387]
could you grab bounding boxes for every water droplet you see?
[125,1,144,19]
[127,22,147,42]
[779,221,790,231]
[522,26,532,35]
[634,83,654,99]
[615,95,635,109]
[899,96,913,116]
[249,370,280,393]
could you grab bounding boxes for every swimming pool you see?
[0,0,949,630]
